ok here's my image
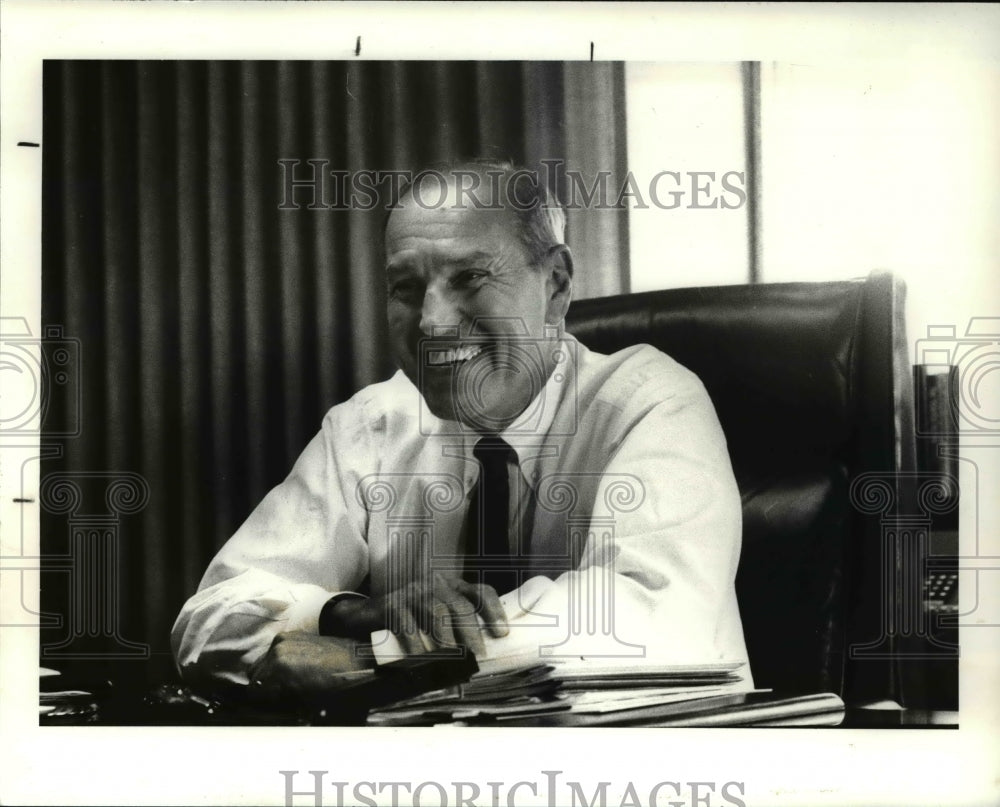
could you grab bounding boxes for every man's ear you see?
[544,245,574,325]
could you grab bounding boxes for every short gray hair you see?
[393,159,569,272]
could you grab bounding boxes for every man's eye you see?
[452,270,488,288]
[390,280,423,302]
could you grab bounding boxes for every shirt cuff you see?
[281,586,344,634]
[318,592,370,636]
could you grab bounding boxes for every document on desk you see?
[369,576,733,667]
[366,657,755,726]
[364,580,774,726]
[483,691,846,728]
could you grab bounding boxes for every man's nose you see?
[419,285,462,337]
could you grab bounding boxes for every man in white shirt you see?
[172,162,749,695]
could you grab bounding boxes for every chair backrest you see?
[566,271,916,702]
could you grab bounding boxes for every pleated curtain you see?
[41,60,628,658]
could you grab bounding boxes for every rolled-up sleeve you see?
[171,404,374,686]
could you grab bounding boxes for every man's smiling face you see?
[385,183,568,432]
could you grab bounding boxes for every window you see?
[626,61,1000,362]
[626,63,749,291]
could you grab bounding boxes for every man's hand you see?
[330,574,509,657]
[248,632,373,700]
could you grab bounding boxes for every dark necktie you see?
[464,435,517,595]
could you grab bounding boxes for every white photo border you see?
[1,2,998,806]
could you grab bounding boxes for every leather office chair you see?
[566,270,917,705]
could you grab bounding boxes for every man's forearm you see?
[171,573,341,686]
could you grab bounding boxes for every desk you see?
[40,658,958,728]
[841,707,958,729]
[41,698,959,728]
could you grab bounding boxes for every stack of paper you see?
[367,657,773,727]
[39,667,100,722]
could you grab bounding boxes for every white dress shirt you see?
[172,335,750,686]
